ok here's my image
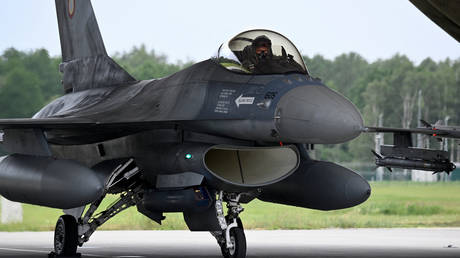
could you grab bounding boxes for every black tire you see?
[220,227,247,258]
[54,215,78,256]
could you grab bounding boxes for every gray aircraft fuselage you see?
[34,59,363,146]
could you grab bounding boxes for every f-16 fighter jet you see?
[0,0,383,257]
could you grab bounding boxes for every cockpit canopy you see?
[214,29,309,75]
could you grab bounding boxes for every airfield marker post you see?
[1,196,23,224]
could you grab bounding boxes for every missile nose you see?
[275,85,363,143]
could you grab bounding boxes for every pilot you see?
[253,35,273,60]
[241,35,305,74]
[241,35,274,73]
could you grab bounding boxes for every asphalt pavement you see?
[0,228,459,258]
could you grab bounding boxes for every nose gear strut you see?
[211,191,247,258]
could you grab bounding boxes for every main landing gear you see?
[211,191,247,258]
[50,159,142,258]
[50,215,79,257]
[49,158,249,258]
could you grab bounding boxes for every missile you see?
[371,145,455,174]
[374,156,455,174]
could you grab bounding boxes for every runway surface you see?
[0,228,459,258]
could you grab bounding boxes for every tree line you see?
[0,46,459,162]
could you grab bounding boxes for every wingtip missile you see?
[372,146,455,174]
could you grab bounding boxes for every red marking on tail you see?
[68,0,75,18]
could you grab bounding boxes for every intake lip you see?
[203,145,299,189]
[275,85,363,144]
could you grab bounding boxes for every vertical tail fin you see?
[55,0,106,61]
[55,0,135,93]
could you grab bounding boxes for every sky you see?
[0,0,458,65]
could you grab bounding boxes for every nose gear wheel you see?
[212,191,247,258]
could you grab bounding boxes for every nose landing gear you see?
[212,191,247,258]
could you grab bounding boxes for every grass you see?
[240,181,460,229]
[1,181,460,231]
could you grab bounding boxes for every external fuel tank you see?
[258,159,371,210]
[0,154,104,209]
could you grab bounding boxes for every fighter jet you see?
[0,0,372,257]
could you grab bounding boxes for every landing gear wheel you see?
[54,215,78,256]
[220,227,246,258]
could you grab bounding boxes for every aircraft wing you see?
[365,124,460,139]
[410,0,460,42]
[0,118,95,156]
[0,118,176,129]
[0,117,184,153]
[365,126,453,138]
[365,126,438,135]
[0,118,96,129]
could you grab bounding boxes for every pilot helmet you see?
[252,35,272,58]
[253,35,272,48]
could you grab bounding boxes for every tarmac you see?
[0,228,459,258]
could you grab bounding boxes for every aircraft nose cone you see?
[275,85,363,143]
